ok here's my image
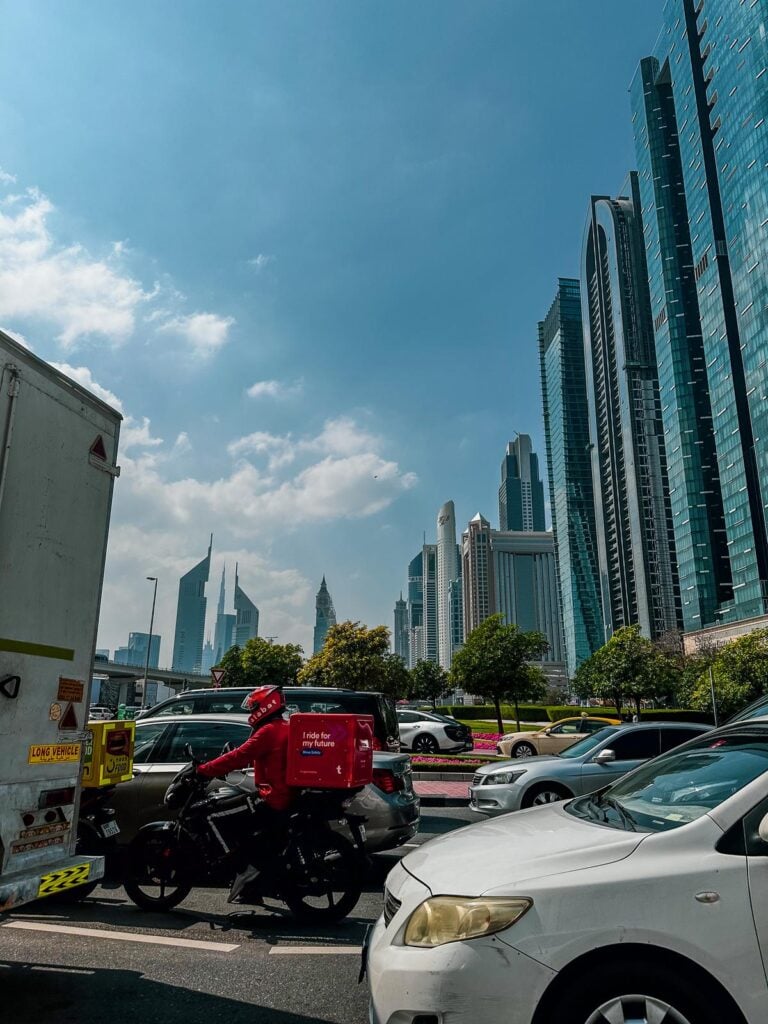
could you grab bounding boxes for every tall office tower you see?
[393,593,409,663]
[213,566,230,663]
[234,565,259,648]
[313,576,337,654]
[436,501,460,669]
[421,544,439,664]
[406,551,424,668]
[498,435,546,532]
[461,514,494,635]
[172,535,212,673]
[448,576,464,656]
[581,177,681,640]
[539,281,603,675]
[201,637,215,674]
[124,631,160,669]
[631,1,768,631]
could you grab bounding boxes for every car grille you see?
[383,887,402,926]
[472,773,484,787]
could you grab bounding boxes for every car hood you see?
[476,753,560,775]
[402,804,645,896]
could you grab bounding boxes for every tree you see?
[689,628,768,719]
[380,653,411,701]
[216,645,248,689]
[297,620,391,691]
[410,660,449,708]
[572,625,665,717]
[217,638,304,689]
[449,614,548,733]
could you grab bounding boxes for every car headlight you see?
[485,769,527,785]
[404,896,532,947]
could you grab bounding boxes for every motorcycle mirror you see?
[221,741,233,754]
[184,742,194,760]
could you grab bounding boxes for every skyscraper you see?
[313,577,337,654]
[631,1,768,631]
[393,593,408,663]
[201,637,215,674]
[234,565,259,648]
[213,566,234,663]
[421,544,438,664]
[539,280,603,674]
[436,500,460,669]
[581,177,681,639]
[172,536,212,673]
[461,513,494,635]
[448,575,464,657]
[498,435,545,532]
[407,551,424,667]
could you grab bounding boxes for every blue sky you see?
[0,1,662,661]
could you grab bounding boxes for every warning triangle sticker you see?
[90,435,108,461]
[58,702,79,731]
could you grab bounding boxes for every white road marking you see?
[268,945,362,955]
[3,920,239,953]
[401,843,420,848]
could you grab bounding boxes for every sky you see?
[0,0,663,663]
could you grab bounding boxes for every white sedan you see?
[367,717,768,1024]
[396,710,473,754]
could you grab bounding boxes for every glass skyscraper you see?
[631,0,768,630]
[421,544,439,664]
[406,551,424,667]
[539,280,603,674]
[234,565,259,648]
[172,536,211,673]
[498,435,545,532]
[436,500,460,669]
[393,593,408,663]
[313,576,337,654]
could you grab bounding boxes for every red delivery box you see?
[287,713,374,789]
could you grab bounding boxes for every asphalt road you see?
[1,807,478,1024]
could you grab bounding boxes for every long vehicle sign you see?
[27,743,81,764]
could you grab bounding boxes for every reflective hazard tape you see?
[37,863,91,899]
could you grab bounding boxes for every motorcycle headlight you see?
[485,769,527,786]
[404,896,532,947]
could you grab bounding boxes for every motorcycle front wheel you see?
[123,831,192,911]
[283,831,362,923]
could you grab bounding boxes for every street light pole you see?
[141,576,158,710]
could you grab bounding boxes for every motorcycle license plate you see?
[100,820,120,838]
[359,824,366,842]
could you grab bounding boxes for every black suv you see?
[140,686,401,752]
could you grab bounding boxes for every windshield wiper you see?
[600,795,637,832]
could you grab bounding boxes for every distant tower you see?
[393,593,408,663]
[461,514,494,636]
[234,564,259,647]
[201,636,215,674]
[421,544,438,664]
[407,551,424,668]
[313,577,337,654]
[172,535,212,673]
[436,501,459,670]
[499,435,546,532]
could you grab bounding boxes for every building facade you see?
[393,593,409,663]
[436,500,460,670]
[498,435,545,532]
[234,566,259,648]
[631,0,768,631]
[581,177,681,640]
[406,551,424,668]
[421,544,438,664]
[539,280,603,675]
[313,576,337,654]
[172,537,212,673]
[461,513,494,636]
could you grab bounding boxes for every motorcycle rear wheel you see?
[284,831,362,923]
[124,831,192,911]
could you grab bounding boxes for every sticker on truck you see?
[28,743,81,764]
[37,863,91,898]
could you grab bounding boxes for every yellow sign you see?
[28,743,81,764]
[37,862,91,899]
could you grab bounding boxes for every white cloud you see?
[248,253,275,272]
[228,416,382,469]
[157,311,235,359]
[51,362,124,412]
[246,378,303,400]
[0,168,16,185]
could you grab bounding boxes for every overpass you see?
[91,659,213,696]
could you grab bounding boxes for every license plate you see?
[100,820,120,838]
[359,824,366,842]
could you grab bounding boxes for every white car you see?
[367,718,768,1024]
[396,709,473,754]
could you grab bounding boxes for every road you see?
[1,807,478,1024]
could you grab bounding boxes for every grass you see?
[456,719,527,733]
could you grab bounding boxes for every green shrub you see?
[438,704,715,725]
[438,704,550,722]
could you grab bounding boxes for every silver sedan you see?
[469,722,710,815]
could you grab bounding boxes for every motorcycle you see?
[123,754,368,922]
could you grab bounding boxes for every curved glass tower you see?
[313,577,337,654]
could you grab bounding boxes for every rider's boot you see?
[228,863,261,904]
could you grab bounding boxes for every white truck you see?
[0,330,121,911]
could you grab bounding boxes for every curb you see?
[418,794,470,808]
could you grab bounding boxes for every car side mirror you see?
[759,813,768,845]
[542,728,551,735]
[593,749,616,765]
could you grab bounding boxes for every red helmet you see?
[240,685,285,728]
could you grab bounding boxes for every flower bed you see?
[411,753,501,770]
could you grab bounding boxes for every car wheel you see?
[512,741,537,758]
[546,963,724,1024]
[521,783,570,808]
[412,734,439,754]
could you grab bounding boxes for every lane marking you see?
[3,921,239,953]
[268,945,362,955]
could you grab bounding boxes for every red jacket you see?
[197,717,292,810]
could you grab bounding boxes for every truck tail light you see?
[39,787,75,809]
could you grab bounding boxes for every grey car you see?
[112,714,420,852]
[469,722,710,815]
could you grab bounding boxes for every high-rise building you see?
[172,536,211,673]
[498,435,545,532]
[406,551,424,667]
[539,280,603,674]
[201,637,215,674]
[448,576,464,657]
[393,593,409,663]
[421,544,438,664]
[461,514,494,636]
[213,567,235,663]
[631,1,768,631]
[234,565,259,648]
[436,501,460,669]
[581,177,681,640]
[313,577,337,653]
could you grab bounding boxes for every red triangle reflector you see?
[90,435,108,460]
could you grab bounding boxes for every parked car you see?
[140,686,401,752]
[88,705,114,721]
[110,714,419,853]
[368,718,768,1024]
[496,715,620,757]
[397,709,473,753]
[470,722,709,814]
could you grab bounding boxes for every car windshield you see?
[728,696,768,724]
[567,728,768,833]
[557,726,618,759]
